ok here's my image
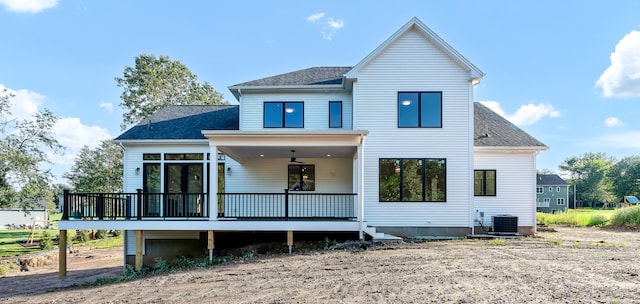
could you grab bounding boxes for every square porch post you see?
[209,143,218,221]
[58,230,67,280]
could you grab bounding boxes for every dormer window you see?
[398,92,442,128]
[264,102,304,128]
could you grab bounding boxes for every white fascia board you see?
[115,139,208,146]
[474,146,549,153]
[346,17,485,82]
[202,130,369,137]
[229,84,347,100]
[59,220,360,232]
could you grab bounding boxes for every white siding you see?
[239,92,353,131]
[356,28,473,227]
[473,151,537,228]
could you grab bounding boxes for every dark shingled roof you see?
[474,102,547,148]
[230,67,352,87]
[115,102,546,150]
[536,174,568,186]
[115,105,239,140]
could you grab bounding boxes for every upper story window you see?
[536,187,543,194]
[556,187,561,192]
[264,102,304,128]
[329,101,342,128]
[474,170,496,196]
[398,92,442,128]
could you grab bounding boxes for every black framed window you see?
[288,165,315,191]
[474,170,496,196]
[379,158,446,202]
[264,102,304,128]
[398,92,442,128]
[329,101,342,128]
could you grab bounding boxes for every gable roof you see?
[115,105,239,141]
[536,174,568,186]
[345,17,484,82]
[228,67,352,100]
[474,102,547,149]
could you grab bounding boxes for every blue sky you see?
[1,0,640,184]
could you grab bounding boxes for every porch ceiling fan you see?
[290,150,305,163]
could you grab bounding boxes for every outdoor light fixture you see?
[227,167,231,175]
[135,167,140,175]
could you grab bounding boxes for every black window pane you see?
[425,159,446,201]
[329,101,342,128]
[264,103,283,127]
[421,92,442,127]
[474,170,483,196]
[486,170,496,196]
[402,159,423,201]
[379,159,400,201]
[284,102,303,127]
[143,153,161,161]
[398,93,419,127]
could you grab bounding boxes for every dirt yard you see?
[2,227,640,303]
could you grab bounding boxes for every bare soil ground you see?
[2,227,640,303]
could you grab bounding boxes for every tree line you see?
[556,152,640,207]
[1,54,224,210]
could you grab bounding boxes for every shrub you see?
[76,230,91,243]
[94,230,108,239]
[488,238,506,246]
[610,206,640,226]
[111,230,122,237]
[153,257,171,273]
[39,230,53,250]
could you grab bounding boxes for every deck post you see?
[287,230,293,254]
[58,230,67,280]
[208,230,215,262]
[135,230,143,271]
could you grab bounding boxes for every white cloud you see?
[306,13,344,41]
[53,117,111,151]
[0,83,45,120]
[595,30,640,98]
[604,117,622,127]
[306,12,325,22]
[479,100,560,126]
[99,102,113,114]
[327,17,344,29]
[591,131,640,149]
[0,0,58,13]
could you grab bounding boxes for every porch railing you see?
[218,190,356,219]
[61,190,356,221]
[62,190,209,220]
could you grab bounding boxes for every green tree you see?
[63,139,123,192]
[608,155,640,199]
[115,54,225,130]
[559,152,616,206]
[0,89,64,209]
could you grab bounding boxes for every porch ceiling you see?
[219,146,356,162]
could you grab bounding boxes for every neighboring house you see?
[0,202,49,230]
[536,174,569,213]
[58,17,547,270]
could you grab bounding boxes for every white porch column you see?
[209,142,218,221]
[357,135,366,238]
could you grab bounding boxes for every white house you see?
[58,17,547,271]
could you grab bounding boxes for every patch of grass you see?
[488,238,506,246]
[537,209,614,227]
[0,229,123,257]
[609,206,640,226]
[588,240,626,248]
